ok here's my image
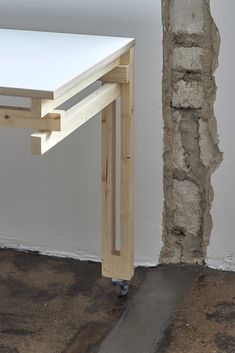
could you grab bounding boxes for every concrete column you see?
[160,0,223,264]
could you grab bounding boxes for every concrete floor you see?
[0,249,234,353]
[155,269,235,353]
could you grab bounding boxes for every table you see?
[0,29,135,283]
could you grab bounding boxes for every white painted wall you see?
[0,0,163,266]
[208,1,235,271]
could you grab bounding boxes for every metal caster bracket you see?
[112,278,130,296]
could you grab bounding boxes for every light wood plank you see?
[101,101,118,278]
[31,99,43,117]
[31,83,121,155]
[101,48,134,281]
[101,65,130,83]
[0,106,37,119]
[0,98,45,120]
[119,48,135,280]
[0,110,63,131]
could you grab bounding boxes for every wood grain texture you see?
[31,83,121,154]
[101,65,130,83]
[0,109,62,131]
[101,48,134,280]
[101,101,118,275]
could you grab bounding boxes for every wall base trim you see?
[0,237,158,268]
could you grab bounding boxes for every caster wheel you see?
[112,278,129,297]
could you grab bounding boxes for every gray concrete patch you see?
[98,266,199,353]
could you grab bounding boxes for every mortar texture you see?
[160,0,223,264]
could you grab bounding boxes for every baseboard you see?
[0,237,158,268]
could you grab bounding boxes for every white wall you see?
[208,0,235,271]
[0,0,163,266]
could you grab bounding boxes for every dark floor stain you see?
[0,345,19,353]
[0,312,31,327]
[66,264,102,296]
[63,321,108,353]
[12,251,44,272]
[215,334,235,353]
[154,323,174,353]
[207,301,235,322]
[0,329,35,336]
[0,312,37,338]
[0,276,62,301]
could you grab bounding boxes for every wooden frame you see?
[0,45,135,281]
[31,83,121,154]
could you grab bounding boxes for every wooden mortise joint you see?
[37,58,121,118]
[101,65,130,83]
[29,61,126,122]
[31,83,121,155]
[31,98,43,117]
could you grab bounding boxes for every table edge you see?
[0,39,135,100]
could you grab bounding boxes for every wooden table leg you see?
[102,48,134,281]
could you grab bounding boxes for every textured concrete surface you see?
[161,0,223,265]
[155,269,235,353]
[0,249,146,353]
[170,0,204,34]
[172,47,203,72]
[98,265,199,353]
[172,80,204,109]
[0,249,234,353]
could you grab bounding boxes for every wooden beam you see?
[31,83,121,155]
[101,101,118,277]
[0,106,36,119]
[101,48,134,281]
[0,108,62,131]
[101,65,130,83]
[31,98,43,118]
[119,48,134,280]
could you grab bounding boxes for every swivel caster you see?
[111,278,129,296]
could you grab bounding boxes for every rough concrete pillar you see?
[160,0,223,264]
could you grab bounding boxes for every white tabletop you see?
[0,29,134,99]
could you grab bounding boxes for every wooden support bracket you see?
[37,58,120,118]
[101,65,130,83]
[31,83,121,155]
